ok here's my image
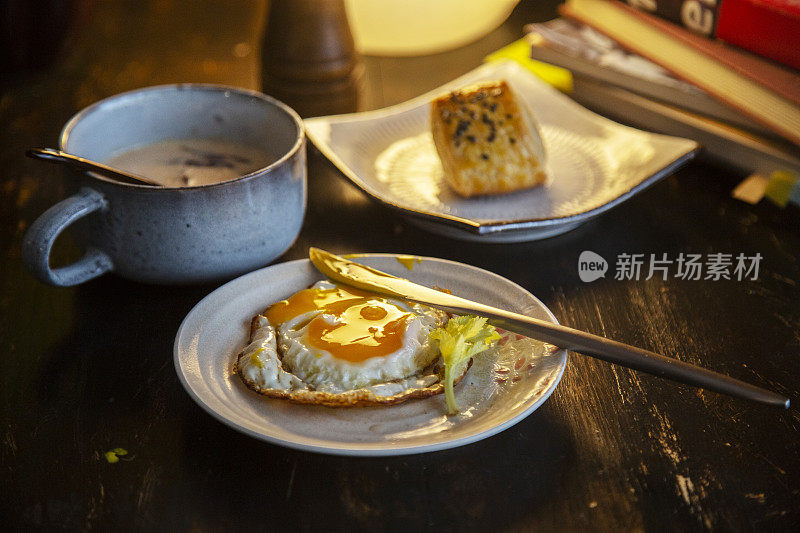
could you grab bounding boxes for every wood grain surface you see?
[1,1,798,531]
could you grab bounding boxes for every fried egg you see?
[236,281,453,406]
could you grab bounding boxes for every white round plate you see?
[174,254,567,456]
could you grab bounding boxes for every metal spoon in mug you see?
[26,148,161,186]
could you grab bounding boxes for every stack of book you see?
[525,0,800,188]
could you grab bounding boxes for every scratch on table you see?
[694,388,708,405]
[628,371,644,394]
[650,405,683,467]
[744,369,784,396]
[768,233,798,263]
[84,483,105,529]
[752,450,787,477]
[676,474,694,505]
[772,312,792,330]
[685,473,715,528]
[745,493,766,503]
[647,403,716,528]
[675,474,713,528]
[770,273,796,286]
[137,465,160,512]
[623,282,695,395]
[340,482,379,524]
[551,287,645,518]
[592,300,607,336]
[727,407,753,426]
[286,459,297,500]
[594,299,631,405]
[4,425,18,456]
[609,366,630,404]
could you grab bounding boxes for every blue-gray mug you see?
[23,84,306,286]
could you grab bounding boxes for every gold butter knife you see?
[309,247,789,408]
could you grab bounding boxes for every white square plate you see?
[305,60,698,242]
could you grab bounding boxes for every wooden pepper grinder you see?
[261,0,361,118]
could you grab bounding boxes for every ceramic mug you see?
[22,84,306,286]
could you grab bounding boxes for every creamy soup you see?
[104,138,274,187]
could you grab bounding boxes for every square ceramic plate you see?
[304,60,699,242]
[174,254,567,456]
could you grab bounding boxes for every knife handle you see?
[431,301,789,408]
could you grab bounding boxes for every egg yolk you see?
[266,285,414,363]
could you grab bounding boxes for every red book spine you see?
[621,0,800,69]
[716,0,800,70]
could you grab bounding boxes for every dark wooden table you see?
[2,1,799,530]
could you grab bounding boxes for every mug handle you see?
[22,187,114,286]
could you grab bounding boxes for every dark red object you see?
[621,0,800,70]
[611,1,800,106]
[716,0,800,70]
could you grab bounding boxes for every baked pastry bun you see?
[430,80,546,197]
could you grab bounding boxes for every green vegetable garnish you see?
[104,448,128,463]
[430,316,501,415]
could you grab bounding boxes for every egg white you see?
[237,316,307,391]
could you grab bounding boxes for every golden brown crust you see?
[237,370,453,407]
[235,313,470,407]
[430,80,546,197]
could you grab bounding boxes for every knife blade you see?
[309,247,789,408]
